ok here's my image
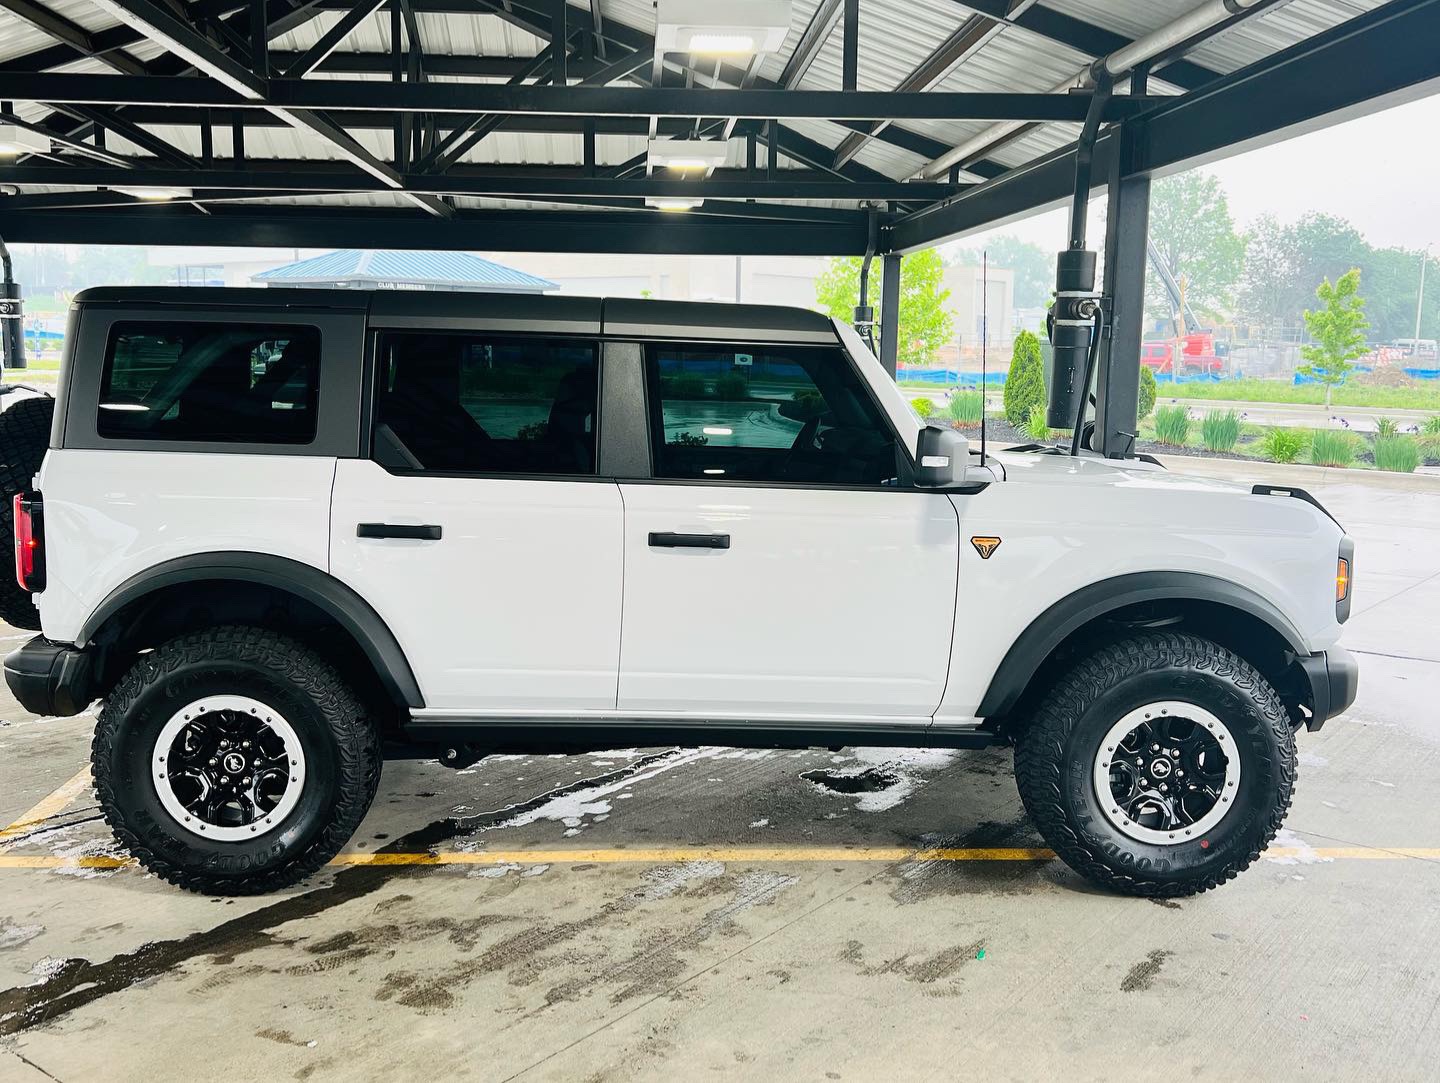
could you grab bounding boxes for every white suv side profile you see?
[3,288,1357,897]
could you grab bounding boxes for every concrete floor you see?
[3,469,1439,1081]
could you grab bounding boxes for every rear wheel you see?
[0,394,55,629]
[1014,632,1295,897]
[93,626,381,895]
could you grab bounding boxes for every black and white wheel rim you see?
[1092,700,1239,846]
[151,695,306,842]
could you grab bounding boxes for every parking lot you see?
[3,463,1439,1081]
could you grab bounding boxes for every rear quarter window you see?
[98,322,321,444]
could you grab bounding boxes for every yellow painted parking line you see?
[3,845,1440,871]
[0,767,92,844]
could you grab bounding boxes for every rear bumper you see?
[1298,646,1359,731]
[3,637,97,717]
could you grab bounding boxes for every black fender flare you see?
[975,571,1308,719]
[78,552,425,708]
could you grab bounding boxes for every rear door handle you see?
[648,532,730,549]
[357,523,443,541]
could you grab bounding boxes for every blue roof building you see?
[253,250,557,295]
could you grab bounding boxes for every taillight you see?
[13,492,44,593]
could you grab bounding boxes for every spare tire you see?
[0,393,56,630]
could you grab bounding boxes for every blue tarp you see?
[897,369,1005,385]
[1403,368,1440,380]
[1152,372,1226,384]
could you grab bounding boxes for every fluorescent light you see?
[114,186,194,201]
[702,427,733,436]
[647,138,729,175]
[685,32,756,54]
[703,468,726,475]
[646,196,704,212]
[0,123,50,157]
[655,0,792,56]
[99,403,150,412]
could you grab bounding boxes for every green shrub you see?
[1023,404,1052,441]
[1375,416,1399,437]
[1138,365,1158,420]
[1260,427,1307,463]
[1309,429,1357,467]
[1419,432,1440,459]
[1154,404,1190,446]
[1423,415,1440,436]
[1373,435,1420,473]
[1200,409,1240,452]
[1004,331,1046,427]
[945,390,984,424]
[911,396,935,419]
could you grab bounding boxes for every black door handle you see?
[357,523,443,540]
[648,532,730,549]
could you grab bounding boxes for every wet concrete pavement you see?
[2,473,1439,1081]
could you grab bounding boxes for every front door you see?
[617,340,959,720]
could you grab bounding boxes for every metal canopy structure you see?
[0,0,1437,257]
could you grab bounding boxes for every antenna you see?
[979,250,988,466]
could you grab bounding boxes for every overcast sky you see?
[949,91,1440,258]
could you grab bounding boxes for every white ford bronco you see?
[2,287,1356,897]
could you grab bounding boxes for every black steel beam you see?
[0,73,1149,121]
[0,0,147,74]
[833,2,1033,168]
[951,0,1222,93]
[0,162,962,201]
[281,0,387,77]
[0,206,874,254]
[889,0,1440,251]
[1094,119,1148,459]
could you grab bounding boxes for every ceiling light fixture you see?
[646,138,730,175]
[114,186,194,201]
[655,0,793,56]
[646,196,705,212]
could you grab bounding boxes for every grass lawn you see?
[2,357,61,374]
[1141,378,1440,411]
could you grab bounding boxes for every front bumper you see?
[1298,646,1359,731]
[3,636,97,717]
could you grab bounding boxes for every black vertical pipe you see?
[0,235,24,371]
[879,252,901,378]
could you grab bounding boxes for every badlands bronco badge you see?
[971,536,1002,559]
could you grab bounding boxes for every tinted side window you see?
[99,322,320,443]
[375,332,598,475]
[646,345,899,485]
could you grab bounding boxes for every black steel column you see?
[879,251,901,377]
[1094,118,1150,458]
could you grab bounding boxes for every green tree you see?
[1138,364,1157,420]
[1145,172,1246,327]
[1298,268,1370,414]
[1003,330,1045,427]
[952,235,1051,309]
[814,248,953,368]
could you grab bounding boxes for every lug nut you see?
[1168,748,1180,758]
[208,757,218,766]
[1151,743,1160,752]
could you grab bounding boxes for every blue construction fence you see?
[898,368,1230,386]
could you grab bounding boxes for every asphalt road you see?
[2,471,1438,1081]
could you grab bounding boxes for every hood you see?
[987,445,1250,497]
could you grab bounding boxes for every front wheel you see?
[93,626,381,895]
[1015,632,1296,897]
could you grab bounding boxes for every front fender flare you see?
[975,571,1308,719]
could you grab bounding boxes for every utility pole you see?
[1414,247,1429,353]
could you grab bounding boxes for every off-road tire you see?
[0,394,55,629]
[1014,632,1295,897]
[93,625,381,895]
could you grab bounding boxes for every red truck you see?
[1141,332,1223,375]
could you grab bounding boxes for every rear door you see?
[329,303,623,714]
[615,338,960,721]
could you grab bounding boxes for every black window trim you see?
[364,326,606,482]
[638,337,917,490]
[61,304,364,458]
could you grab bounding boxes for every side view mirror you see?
[916,424,968,488]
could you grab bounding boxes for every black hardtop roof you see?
[70,286,838,344]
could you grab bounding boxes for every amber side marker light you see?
[1336,557,1350,602]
